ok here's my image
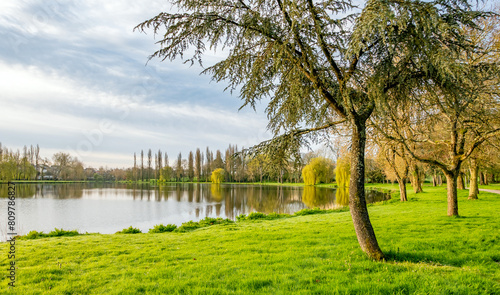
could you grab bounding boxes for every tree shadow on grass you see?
[383,250,466,268]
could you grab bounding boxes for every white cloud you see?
[0,1,274,168]
[0,60,270,167]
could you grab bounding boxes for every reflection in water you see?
[302,186,335,209]
[335,186,349,207]
[210,184,223,202]
[0,183,390,238]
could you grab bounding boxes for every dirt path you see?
[479,189,500,195]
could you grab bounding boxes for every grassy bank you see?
[1,185,499,294]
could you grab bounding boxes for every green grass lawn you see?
[1,185,499,294]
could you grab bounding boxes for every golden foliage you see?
[301,157,334,186]
[334,157,350,188]
[210,168,225,184]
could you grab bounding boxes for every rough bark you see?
[445,172,459,216]
[457,172,465,190]
[349,120,384,260]
[468,158,479,199]
[397,177,408,202]
[410,163,423,193]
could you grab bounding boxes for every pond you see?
[0,183,390,239]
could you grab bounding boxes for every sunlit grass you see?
[479,183,500,190]
[0,185,499,294]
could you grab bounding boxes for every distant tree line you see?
[128,144,393,184]
[2,141,498,187]
[129,144,302,183]
[0,143,125,182]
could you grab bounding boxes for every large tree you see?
[137,0,481,260]
[373,5,500,216]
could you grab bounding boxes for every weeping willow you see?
[302,157,334,186]
[302,165,316,186]
[210,168,225,184]
[335,157,350,188]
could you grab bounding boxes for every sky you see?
[0,0,272,168]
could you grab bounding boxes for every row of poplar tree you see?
[131,144,308,183]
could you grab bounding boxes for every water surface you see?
[0,183,390,239]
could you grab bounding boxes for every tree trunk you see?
[445,172,459,216]
[349,120,384,260]
[432,173,437,187]
[457,172,465,190]
[397,177,408,202]
[479,171,485,185]
[468,158,479,200]
[410,164,423,193]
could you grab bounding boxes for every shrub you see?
[20,228,80,240]
[23,230,46,240]
[294,208,323,216]
[236,214,247,221]
[247,212,266,220]
[148,224,177,233]
[176,221,202,232]
[237,212,290,221]
[176,217,235,232]
[117,226,142,234]
[266,212,290,219]
[48,228,80,237]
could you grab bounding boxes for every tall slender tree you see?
[205,147,212,181]
[140,150,144,181]
[147,149,152,181]
[35,144,40,179]
[214,150,224,170]
[195,148,202,181]
[188,151,194,181]
[176,152,183,181]
[158,149,163,179]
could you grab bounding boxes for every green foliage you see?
[0,148,37,181]
[236,210,336,221]
[176,217,235,233]
[293,208,323,216]
[335,157,350,188]
[117,226,142,234]
[175,221,201,232]
[20,228,81,240]
[246,212,266,220]
[302,157,334,185]
[210,168,225,184]
[159,166,174,182]
[148,224,177,233]
[49,228,80,237]
[22,230,45,240]
[293,207,346,216]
